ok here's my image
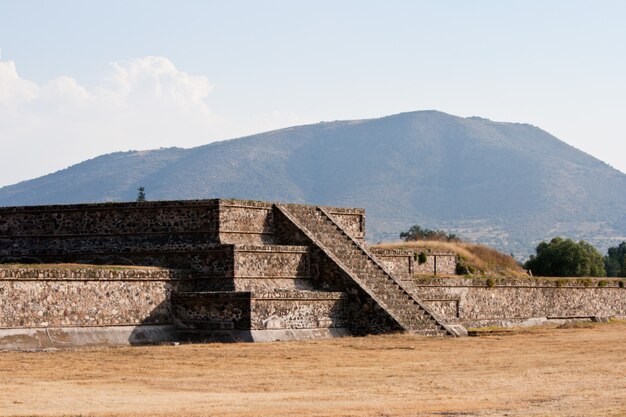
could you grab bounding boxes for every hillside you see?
[1,110,625,257]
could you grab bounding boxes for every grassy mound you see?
[373,240,528,277]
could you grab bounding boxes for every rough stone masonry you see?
[0,199,624,350]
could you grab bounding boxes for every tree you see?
[136,186,146,202]
[399,225,460,242]
[604,241,626,277]
[524,237,606,277]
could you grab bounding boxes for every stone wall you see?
[369,248,413,279]
[0,266,193,329]
[370,248,457,276]
[172,290,348,331]
[232,245,311,291]
[414,252,456,275]
[218,200,275,245]
[0,200,220,236]
[0,200,222,266]
[172,289,401,336]
[1,199,366,263]
[3,264,624,348]
[204,245,313,291]
[2,245,235,274]
[0,260,400,344]
[404,277,626,328]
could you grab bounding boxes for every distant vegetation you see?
[604,241,626,277]
[136,186,146,202]
[399,225,459,242]
[524,237,606,277]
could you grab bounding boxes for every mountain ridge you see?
[1,110,624,257]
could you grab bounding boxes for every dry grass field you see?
[1,323,625,417]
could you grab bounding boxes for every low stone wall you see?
[2,243,310,279]
[233,245,309,279]
[172,289,400,336]
[369,248,413,279]
[370,248,457,276]
[404,277,626,328]
[414,251,456,275]
[172,290,348,331]
[6,264,623,347]
[0,266,193,329]
[224,245,312,291]
[0,235,218,261]
[219,200,275,245]
[325,207,365,243]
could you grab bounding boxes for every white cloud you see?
[0,60,38,106]
[0,57,220,187]
[107,56,213,108]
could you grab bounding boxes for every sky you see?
[0,0,625,187]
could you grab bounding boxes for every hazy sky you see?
[1,1,625,187]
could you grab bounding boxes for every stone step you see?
[276,204,455,337]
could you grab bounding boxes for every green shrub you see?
[486,277,495,288]
[417,252,428,265]
[604,242,626,277]
[597,280,608,287]
[136,186,146,202]
[456,257,475,275]
[400,225,459,242]
[619,281,624,288]
[524,237,606,277]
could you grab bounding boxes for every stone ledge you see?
[0,265,192,280]
[369,248,413,256]
[219,199,273,209]
[0,199,221,214]
[173,290,347,301]
[370,247,456,256]
[0,324,178,351]
[0,198,361,214]
[412,277,626,288]
[280,202,365,215]
[233,244,310,253]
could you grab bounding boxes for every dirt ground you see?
[1,322,625,417]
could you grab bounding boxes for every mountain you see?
[1,110,625,257]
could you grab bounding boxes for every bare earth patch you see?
[1,323,625,417]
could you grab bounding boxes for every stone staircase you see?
[276,204,458,336]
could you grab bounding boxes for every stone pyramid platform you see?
[0,199,460,346]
